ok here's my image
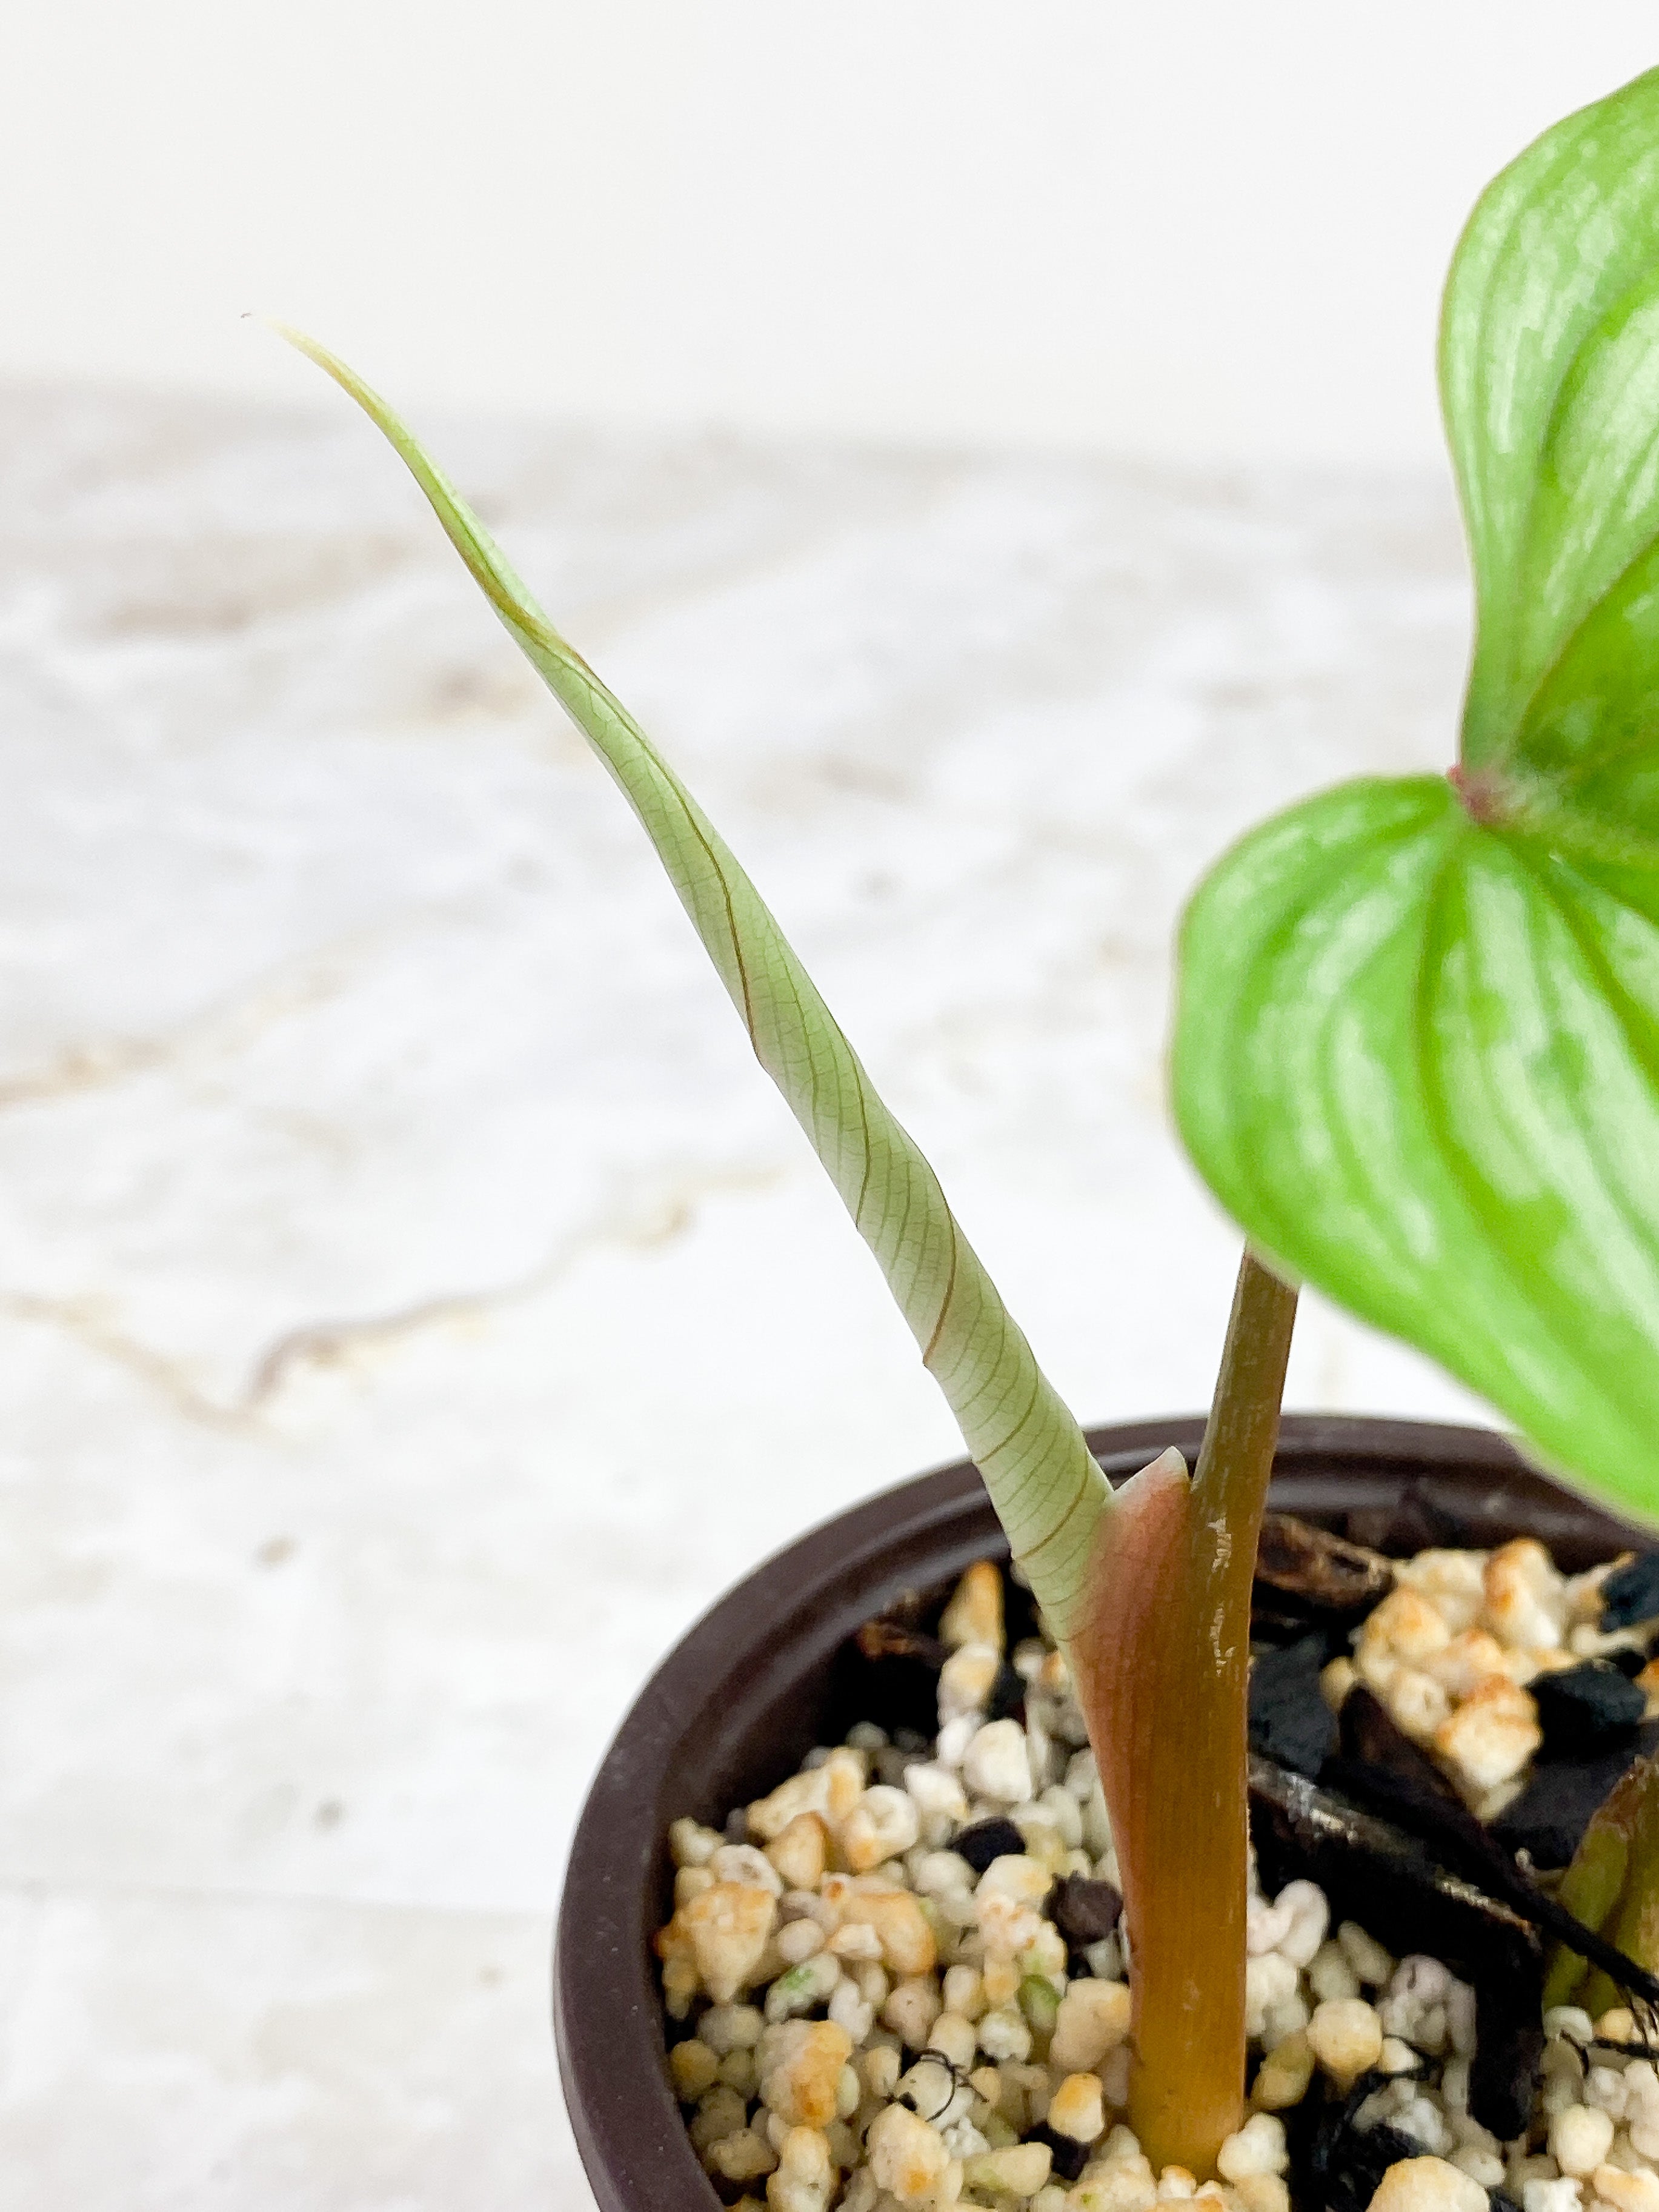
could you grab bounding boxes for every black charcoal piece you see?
[1603,1552,1659,1630]
[1533,1661,1646,1752]
[1471,1987,1543,2141]
[1251,1606,1334,1647]
[1025,2123,1089,2184]
[1338,1682,1455,1789]
[951,1816,1026,1873]
[1493,1722,1659,1868]
[837,1616,948,1738]
[1255,1512,1394,1621]
[1048,1875,1123,1948]
[1249,1632,1338,1779]
[1274,2088,1323,2205]
[985,1661,1026,1724]
[1328,1688,1494,1871]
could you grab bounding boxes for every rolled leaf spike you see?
[275,325,1112,1641]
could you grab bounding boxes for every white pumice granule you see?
[1308,1939,1363,2005]
[866,2102,952,2204]
[1366,2154,1488,2212]
[1048,2071,1107,2144]
[1217,2114,1289,2180]
[923,2012,976,2071]
[1594,2168,1659,2212]
[1272,1881,1329,1968]
[1338,1921,1396,1987]
[1521,2177,1583,2212]
[962,1718,1036,1805]
[1552,2105,1617,2178]
[1252,2029,1315,2111]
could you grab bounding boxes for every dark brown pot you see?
[554,1413,1648,2212]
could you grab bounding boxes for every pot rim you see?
[552,1411,1640,2211]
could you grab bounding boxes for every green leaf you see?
[276,326,1110,1640]
[1174,774,1659,1521]
[1177,79,1659,1524]
[1444,67,1659,860]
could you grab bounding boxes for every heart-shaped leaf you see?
[1175,776,1659,1519]
[1176,71,1659,1523]
[1446,65,1659,860]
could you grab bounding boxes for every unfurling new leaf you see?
[276,327,1112,1641]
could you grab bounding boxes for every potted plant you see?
[281,62,1659,2212]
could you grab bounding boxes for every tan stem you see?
[1072,1249,1298,2178]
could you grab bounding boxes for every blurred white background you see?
[1,1,1654,460]
[3,8,1658,2209]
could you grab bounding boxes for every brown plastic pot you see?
[554,1412,1649,2212]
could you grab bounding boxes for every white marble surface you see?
[0,384,1491,2205]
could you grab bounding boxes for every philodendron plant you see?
[283,65,1659,2179]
